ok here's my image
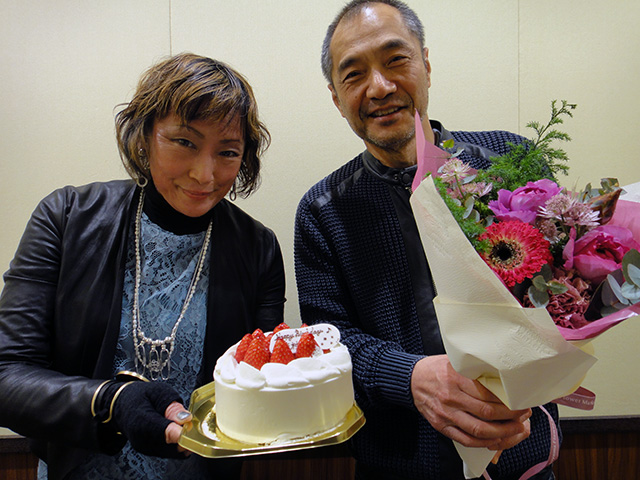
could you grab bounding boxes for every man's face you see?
[329,3,431,165]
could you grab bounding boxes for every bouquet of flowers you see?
[409,101,640,478]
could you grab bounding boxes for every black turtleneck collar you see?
[361,122,444,190]
[362,150,418,190]
[142,180,214,235]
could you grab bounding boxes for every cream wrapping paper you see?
[410,175,598,478]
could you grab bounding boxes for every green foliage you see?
[581,177,621,201]
[527,264,568,308]
[433,177,488,252]
[623,249,640,287]
[599,249,640,315]
[476,100,576,200]
[430,100,578,264]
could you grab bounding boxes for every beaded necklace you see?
[131,190,212,380]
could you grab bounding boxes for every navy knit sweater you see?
[294,123,560,479]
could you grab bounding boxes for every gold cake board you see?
[179,381,365,458]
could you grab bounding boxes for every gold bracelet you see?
[90,380,111,418]
[102,382,132,424]
[115,370,149,383]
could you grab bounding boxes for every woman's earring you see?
[137,148,149,188]
[137,175,148,188]
[138,148,150,169]
[229,182,237,201]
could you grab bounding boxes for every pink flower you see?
[447,181,493,201]
[440,158,473,185]
[563,225,640,284]
[522,268,591,328]
[478,220,553,287]
[545,269,591,329]
[489,179,563,224]
[539,193,600,230]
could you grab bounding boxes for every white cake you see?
[213,323,354,444]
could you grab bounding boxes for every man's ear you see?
[423,47,432,88]
[329,84,345,118]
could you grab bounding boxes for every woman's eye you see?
[175,138,196,148]
[220,150,241,158]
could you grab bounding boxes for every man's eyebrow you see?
[337,56,359,76]
[380,38,412,52]
[336,38,414,75]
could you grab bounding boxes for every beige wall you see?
[1,0,639,439]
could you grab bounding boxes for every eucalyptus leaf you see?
[607,274,630,305]
[622,249,640,286]
[468,209,480,222]
[601,305,622,317]
[463,197,475,217]
[462,174,477,184]
[532,275,548,291]
[540,263,553,282]
[627,263,640,288]
[620,283,640,303]
[528,285,549,308]
[547,281,569,295]
[600,271,623,307]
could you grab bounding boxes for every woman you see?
[0,53,285,479]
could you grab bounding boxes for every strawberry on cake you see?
[213,323,354,444]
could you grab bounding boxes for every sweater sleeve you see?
[294,192,423,412]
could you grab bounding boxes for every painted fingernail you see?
[177,411,191,421]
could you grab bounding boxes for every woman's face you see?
[148,113,245,217]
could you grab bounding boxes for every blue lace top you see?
[40,211,211,479]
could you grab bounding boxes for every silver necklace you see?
[131,190,212,380]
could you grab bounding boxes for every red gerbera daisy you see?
[478,221,553,287]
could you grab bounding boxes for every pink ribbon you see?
[482,405,559,480]
[552,386,596,410]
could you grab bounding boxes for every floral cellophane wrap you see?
[408,114,639,477]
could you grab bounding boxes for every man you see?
[294,1,559,479]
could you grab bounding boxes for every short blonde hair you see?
[115,53,270,198]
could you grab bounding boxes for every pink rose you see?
[489,179,563,224]
[563,224,640,284]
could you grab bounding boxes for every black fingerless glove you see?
[94,380,184,458]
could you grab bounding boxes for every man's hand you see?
[411,355,531,450]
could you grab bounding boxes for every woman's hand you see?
[111,381,189,458]
[164,401,192,455]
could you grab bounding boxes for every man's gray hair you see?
[321,0,425,84]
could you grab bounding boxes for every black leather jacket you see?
[0,180,285,479]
